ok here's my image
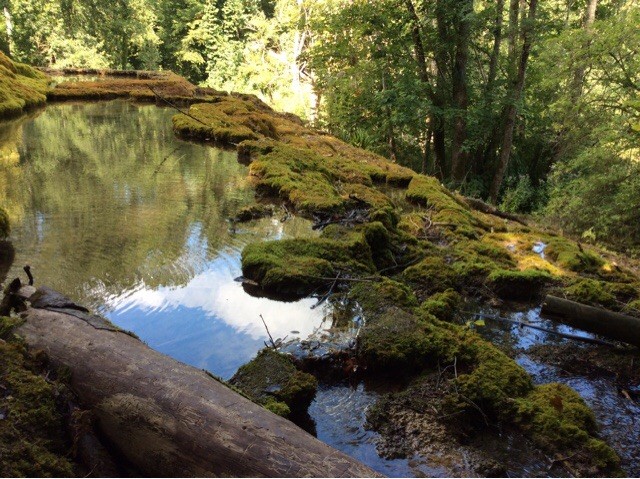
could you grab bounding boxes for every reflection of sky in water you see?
[104,248,331,379]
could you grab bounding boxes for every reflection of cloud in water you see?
[107,251,330,342]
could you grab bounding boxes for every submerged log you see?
[541,295,640,348]
[16,301,378,477]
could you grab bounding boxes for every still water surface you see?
[0,101,330,378]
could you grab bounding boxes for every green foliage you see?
[500,175,547,214]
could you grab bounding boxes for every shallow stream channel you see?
[1,100,638,477]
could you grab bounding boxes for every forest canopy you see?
[2,0,638,251]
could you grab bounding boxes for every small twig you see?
[259,314,277,349]
[148,86,209,126]
[468,311,617,347]
[311,272,341,309]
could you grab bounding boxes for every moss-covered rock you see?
[515,383,621,474]
[229,348,317,417]
[241,231,374,296]
[418,289,461,322]
[564,278,617,308]
[402,255,457,298]
[0,52,47,118]
[488,268,554,299]
[545,237,605,274]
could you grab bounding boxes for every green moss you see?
[0,318,77,477]
[241,230,375,296]
[405,176,486,236]
[418,289,461,322]
[230,348,317,416]
[515,383,621,473]
[564,278,617,307]
[0,208,9,239]
[0,52,47,118]
[545,237,605,274]
[351,278,419,313]
[263,398,291,417]
[488,268,554,299]
[451,340,533,416]
[402,255,457,297]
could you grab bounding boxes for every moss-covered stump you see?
[229,348,318,418]
[0,52,47,118]
[0,317,78,477]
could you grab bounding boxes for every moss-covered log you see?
[16,303,377,477]
[541,294,640,347]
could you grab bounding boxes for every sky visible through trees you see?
[1,0,639,250]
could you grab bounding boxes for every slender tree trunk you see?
[405,0,445,177]
[381,71,398,161]
[422,126,433,174]
[433,0,450,178]
[507,0,520,77]
[450,0,472,184]
[489,0,538,204]
[571,0,598,98]
[486,0,505,94]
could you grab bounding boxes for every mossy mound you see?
[405,176,486,238]
[418,289,461,322]
[0,317,78,477]
[229,348,317,417]
[515,383,621,475]
[488,268,554,299]
[241,222,412,297]
[0,52,47,118]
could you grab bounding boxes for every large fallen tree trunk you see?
[16,297,378,477]
[541,295,640,348]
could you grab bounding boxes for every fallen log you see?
[16,295,378,477]
[541,295,640,348]
[462,196,528,226]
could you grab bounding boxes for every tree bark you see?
[405,0,444,177]
[450,0,472,184]
[489,0,537,204]
[16,302,378,478]
[541,295,640,348]
[571,0,598,98]
[486,0,505,96]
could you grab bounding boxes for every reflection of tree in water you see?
[0,101,259,301]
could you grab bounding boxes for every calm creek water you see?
[1,100,637,477]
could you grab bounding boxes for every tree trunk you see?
[541,295,640,348]
[16,302,378,477]
[571,0,598,98]
[489,0,538,204]
[405,0,444,177]
[450,0,472,184]
[486,0,505,95]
